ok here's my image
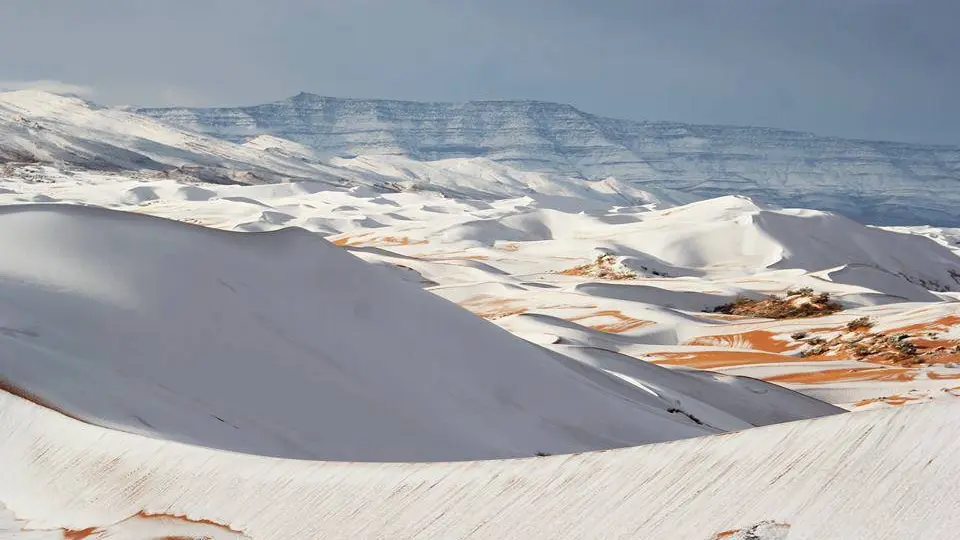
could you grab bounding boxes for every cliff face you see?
[138,93,960,226]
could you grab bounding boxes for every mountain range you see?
[138,92,960,226]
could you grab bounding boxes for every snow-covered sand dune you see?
[2,388,959,539]
[2,165,960,411]
[4,91,960,538]
[0,204,842,463]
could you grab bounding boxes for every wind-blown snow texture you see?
[138,93,960,226]
[2,389,959,539]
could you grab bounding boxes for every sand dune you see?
[0,204,847,464]
[2,95,960,538]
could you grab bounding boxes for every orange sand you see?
[566,310,653,333]
[652,350,808,369]
[686,330,797,353]
[764,367,915,384]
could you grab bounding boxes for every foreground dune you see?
[2,390,958,539]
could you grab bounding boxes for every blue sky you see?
[1,0,956,144]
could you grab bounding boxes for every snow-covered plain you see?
[3,90,960,538]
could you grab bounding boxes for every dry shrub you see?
[846,316,874,331]
[557,253,638,280]
[710,290,843,319]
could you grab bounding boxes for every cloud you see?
[0,80,96,98]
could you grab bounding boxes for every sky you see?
[1,0,957,145]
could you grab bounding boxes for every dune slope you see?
[1,390,957,539]
[0,204,842,462]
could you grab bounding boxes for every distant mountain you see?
[0,90,353,186]
[136,93,960,226]
[0,91,696,209]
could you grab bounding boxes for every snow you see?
[137,92,960,226]
[3,90,960,538]
[0,90,360,186]
[2,389,959,539]
[0,204,847,463]
[1,162,958,415]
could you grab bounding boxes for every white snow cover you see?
[0,90,380,187]
[0,91,693,208]
[3,91,960,538]
[2,165,959,409]
[0,204,842,462]
[137,92,960,226]
[1,390,959,539]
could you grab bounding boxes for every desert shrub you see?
[799,344,828,358]
[894,340,918,355]
[786,287,814,296]
[557,252,637,280]
[710,295,755,314]
[846,317,874,331]
[710,291,843,319]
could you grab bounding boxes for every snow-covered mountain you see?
[138,92,960,226]
[5,90,959,226]
[0,91,690,209]
[0,90,359,186]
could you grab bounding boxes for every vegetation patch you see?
[709,290,843,319]
[557,253,638,280]
[795,322,960,366]
[846,316,874,331]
